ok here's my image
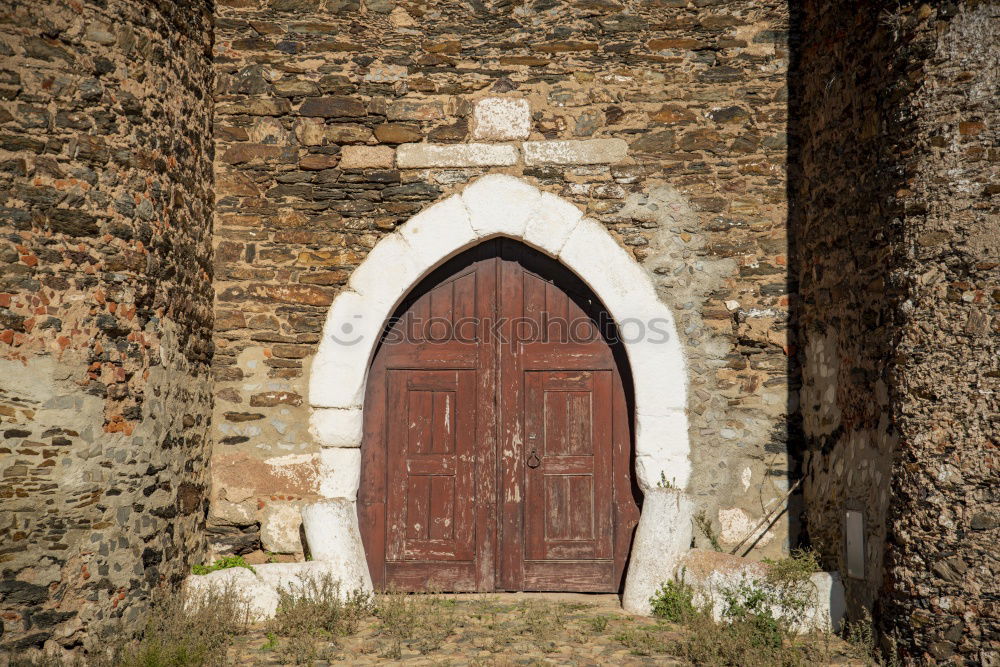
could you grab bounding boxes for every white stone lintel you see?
[396,142,519,168]
[523,138,629,165]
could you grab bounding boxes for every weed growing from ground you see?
[718,577,785,651]
[844,607,901,666]
[124,583,251,666]
[260,632,278,651]
[635,550,855,666]
[374,590,416,659]
[649,571,697,623]
[587,614,610,632]
[270,574,373,637]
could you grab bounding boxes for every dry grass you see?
[13,581,252,667]
[613,623,673,656]
[14,578,874,666]
[265,572,374,664]
[112,583,251,666]
[373,591,459,658]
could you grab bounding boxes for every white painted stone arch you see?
[308,174,691,495]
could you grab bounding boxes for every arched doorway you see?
[308,175,692,601]
[358,239,640,592]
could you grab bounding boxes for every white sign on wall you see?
[845,510,865,580]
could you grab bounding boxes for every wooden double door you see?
[359,239,639,592]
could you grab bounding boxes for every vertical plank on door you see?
[497,241,530,590]
[473,252,499,591]
[612,368,640,586]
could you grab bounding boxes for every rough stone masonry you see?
[791,1,999,663]
[0,0,215,654]
[0,0,996,663]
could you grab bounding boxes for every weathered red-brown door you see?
[359,239,639,592]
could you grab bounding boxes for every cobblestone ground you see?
[227,593,863,666]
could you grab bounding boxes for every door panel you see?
[360,239,638,593]
[523,370,613,563]
[386,369,476,563]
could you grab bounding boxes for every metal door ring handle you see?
[527,449,541,469]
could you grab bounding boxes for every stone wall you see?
[791,0,999,662]
[210,0,798,563]
[0,0,214,653]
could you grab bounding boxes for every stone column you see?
[300,499,373,594]
[622,487,694,615]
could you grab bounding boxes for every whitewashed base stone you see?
[622,488,694,615]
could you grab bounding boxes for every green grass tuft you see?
[191,554,256,575]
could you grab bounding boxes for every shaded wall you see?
[791,0,999,662]
[0,0,215,653]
